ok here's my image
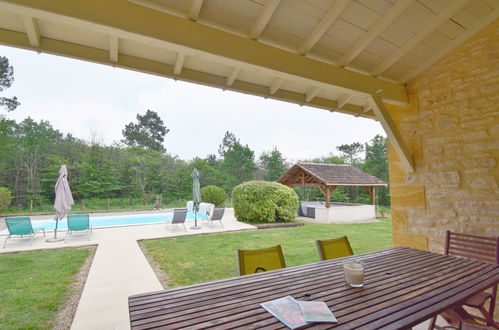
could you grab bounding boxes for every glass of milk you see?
[342,261,365,287]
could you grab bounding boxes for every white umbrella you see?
[47,164,74,242]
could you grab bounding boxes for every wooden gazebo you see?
[277,163,387,208]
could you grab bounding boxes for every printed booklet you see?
[260,296,337,329]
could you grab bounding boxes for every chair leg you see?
[477,306,495,326]
[3,235,11,248]
[427,316,437,330]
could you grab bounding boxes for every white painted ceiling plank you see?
[174,52,186,75]
[305,86,321,102]
[109,35,119,62]
[297,0,350,55]
[370,0,471,76]
[248,0,280,40]
[188,0,203,21]
[269,77,284,95]
[226,66,240,86]
[22,15,40,47]
[399,7,499,83]
[336,0,414,66]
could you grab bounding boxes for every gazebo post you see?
[325,186,331,208]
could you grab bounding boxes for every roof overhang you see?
[0,0,409,121]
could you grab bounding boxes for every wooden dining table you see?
[128,246,499,329]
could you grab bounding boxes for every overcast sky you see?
[1,45,385,162]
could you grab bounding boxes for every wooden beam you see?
[21,15,40,47]
[370,0,471,77]
[0,0,408,105]
[337,94,352,108]
[226,66,240,87]
[248,0,280,40]
[187,0,203,21]
[399,7,499,83]
[298,0,350,56]
[305,86,320,102]
[0,27,376,119]
[363,100,372,113]
[269,77,284,95]
[336,0,413,67]
[361,186,375,205]
[173,52,186,75]
[109,35,118,62]
[369,94,414,172]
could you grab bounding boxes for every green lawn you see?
[0,248,93,329]
[140,219,392,288]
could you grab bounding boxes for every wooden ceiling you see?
[0,0,496,121]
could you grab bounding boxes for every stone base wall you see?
[387,20,499,252]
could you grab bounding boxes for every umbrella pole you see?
[46,217,65,242]
[190,209,202,230]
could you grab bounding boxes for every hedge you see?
[232,181,298,223]
[201,185,227,206]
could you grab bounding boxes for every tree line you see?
[0,113,389,211]
[0,55,389,212]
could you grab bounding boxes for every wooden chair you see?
[428,231,499,329]
[237,245,286,276]
[316,236,353,261]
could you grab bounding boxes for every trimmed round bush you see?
[201,185,227,206]
[232,181,298,223]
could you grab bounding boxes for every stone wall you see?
[387,20,499,253]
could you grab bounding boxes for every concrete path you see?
[1,209,255,329]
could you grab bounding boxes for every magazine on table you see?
[260,296,337,329]
[298,300,337,323]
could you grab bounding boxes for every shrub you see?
[0,187,12,213]
[201,185,227,206]
[232,181,298,223]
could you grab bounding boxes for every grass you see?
[140,219,392,288]
[0,248,93,329]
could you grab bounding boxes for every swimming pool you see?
[0,212,208,234]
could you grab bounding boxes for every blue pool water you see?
[1,212,208,233]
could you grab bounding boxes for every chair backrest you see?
[445,230,499,264]
[67,214,90,231]
[211,207,225,221]
[172,208,187,224]
[316,236,353,261]
[237,245,286,276]
[5,216,34,235]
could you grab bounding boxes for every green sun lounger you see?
[3,216,46,248]
[65,214,92,242]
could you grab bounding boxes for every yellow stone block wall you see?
[387,20,499,253]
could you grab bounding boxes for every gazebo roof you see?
[278,163,386,187]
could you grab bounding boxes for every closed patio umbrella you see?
[47,164,74,242]
[191,168,202,230]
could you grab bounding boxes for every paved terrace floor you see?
[0,209,256,329]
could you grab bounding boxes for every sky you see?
[1,45,385,162]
